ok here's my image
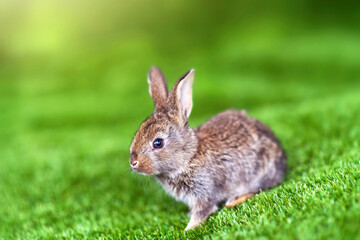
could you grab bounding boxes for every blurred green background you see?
[1,0,360,239]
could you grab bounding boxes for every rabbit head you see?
[129,67,198,176]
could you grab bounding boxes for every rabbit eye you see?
[153,138,164,149]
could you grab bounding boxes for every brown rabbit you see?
[129,67,286,230]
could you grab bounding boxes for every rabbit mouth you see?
[131,167,156,176]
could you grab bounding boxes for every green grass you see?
[1,77,359,239]
[1,1,360,239]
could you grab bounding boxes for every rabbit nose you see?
[129,153,138,168]
[131,161,138,168]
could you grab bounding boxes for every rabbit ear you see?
[168,69,194,122]
[148,67,169,111]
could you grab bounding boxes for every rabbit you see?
[129,67,287,231]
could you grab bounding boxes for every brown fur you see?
[129,67,287,230]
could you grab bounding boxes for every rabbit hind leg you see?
[225,193,256,208]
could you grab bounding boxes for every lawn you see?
[1,1,360,239]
